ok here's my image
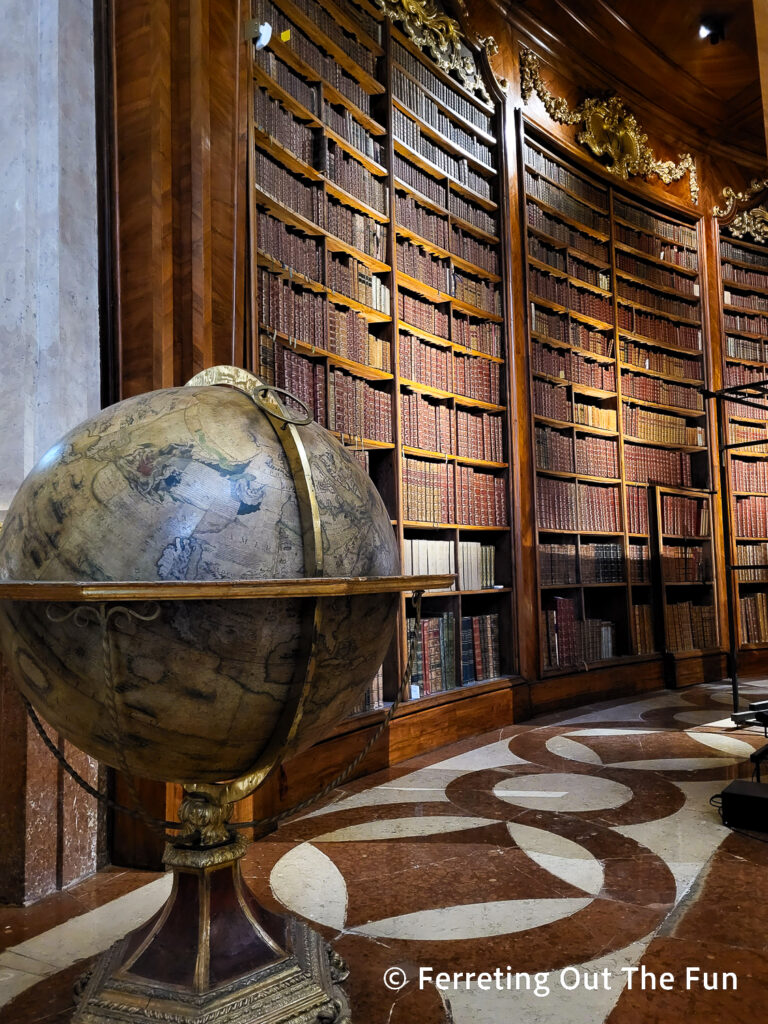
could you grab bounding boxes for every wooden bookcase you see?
[521,126,718,676]
[248,0,515,711]
[718,227,768,649]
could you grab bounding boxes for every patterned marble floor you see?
[3,680,768,1023]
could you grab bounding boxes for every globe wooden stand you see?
[0,574,452,1024]
[74,836,351,1024]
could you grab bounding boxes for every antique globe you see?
[0,370,401,784]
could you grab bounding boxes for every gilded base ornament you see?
[520,48,698,203]
[73,836,350,1024]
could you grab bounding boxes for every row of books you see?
[455,465,508,526]
[723,289,768,314]
[403,538,455,589]
[453,353,502,404]
[391,40,494,136]
[257,53,318,115]
[539,542,577,584]
[740,592,768,644]
[394,153,447,208]
[401,391,454,453]
[258,268,325,345]
[393,110,493,201]
[453,227,498,274]
[399,289,450,338]
[581,542,624,582]
[454,271,499,314]
[735,495,768,538]
[661,544,709,582]
[615,224,698,269]
[736,542,768,582]
[255,149,326,226]
[623,404,705,447]
[726,400,768,422]
[531,305,613,356]
[527,204,609,264]
[258,211,324,282]
[728,423,768,454]
[397,238,450,291]
[327,142,388,214]
[393,68,494,168]
[275,346,326,424]
[618,309,701,350]
[723,311,768,337]
[541,598,616,668]
[407,613,456,697]
[328,198,388,262]
[630,544,652,583]
[623,444,693,487]
[614,199,698,250]
[462,613,501,683]
[323,100,383,163]
[256,3,372,115]
[730,458,768,493]
[287,0,380,73]
[536,477,621,532]
[721,239,768,269]
[449,190,497,237]
[525,172,608,235]
[452,314,503,358]
[403,457,455,523]
[662,495,710,537]
[523,143,608,211]
[533,379,572,422]
[328,253,390,312]
[616,251,699,296]
[725,363,768,387]
[627,485,650,535]
[618,281,699,321]
[531,242,612,292]
[327,307,391,369]
[529,268,613,324]
[620,339,702,381]
[396,192,449,248]
[634,604,655,654]
[402,538,497,591]
[328,369,392,443]
[254,87,315,164]
[535,427,618,479]
[726,334,768,363]
[399,333,451,391]
[350,665,384,715]
[620,372,703,410]
[456,409,505,463]
[574,402,617,431]
[532,342,616,391]
[666,601,717,652]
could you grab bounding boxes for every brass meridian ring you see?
[253,385,313,425]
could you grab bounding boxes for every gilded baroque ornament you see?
[712,177,768,219]
[375,0,491,102]
[727,206,768,244]
[713,178,768,242]
[519,48,699,203]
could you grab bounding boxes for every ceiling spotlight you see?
[699,17,724,44]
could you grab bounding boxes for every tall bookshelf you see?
[718,226,768,648]
[521,126,718,675]
[249,0,514,710]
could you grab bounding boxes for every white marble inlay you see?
[269,843,347,932]
[494,773,633,812]
[350,898,592,940]
[311,815,500,843]
[428,737,529,771]
[686,731,755,758]
[608,757,738,771]
[546,735,604,764]
[556,693,693,726]
[0,874,172,1008]
[507,822,604,895]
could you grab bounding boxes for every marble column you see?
[0,0,101,904]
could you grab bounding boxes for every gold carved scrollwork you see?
[375,0,491,102]
[520,48,699,203]
[713,178,768,243]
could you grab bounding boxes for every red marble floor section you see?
[3,681,768,1024]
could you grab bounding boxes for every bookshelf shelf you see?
[252,0,512,708]
[527,194,610,242]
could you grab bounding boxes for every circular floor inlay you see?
[493,772,633,812]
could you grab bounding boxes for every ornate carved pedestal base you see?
[73,836,350,1024]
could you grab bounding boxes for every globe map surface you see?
[0,384,400,783]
